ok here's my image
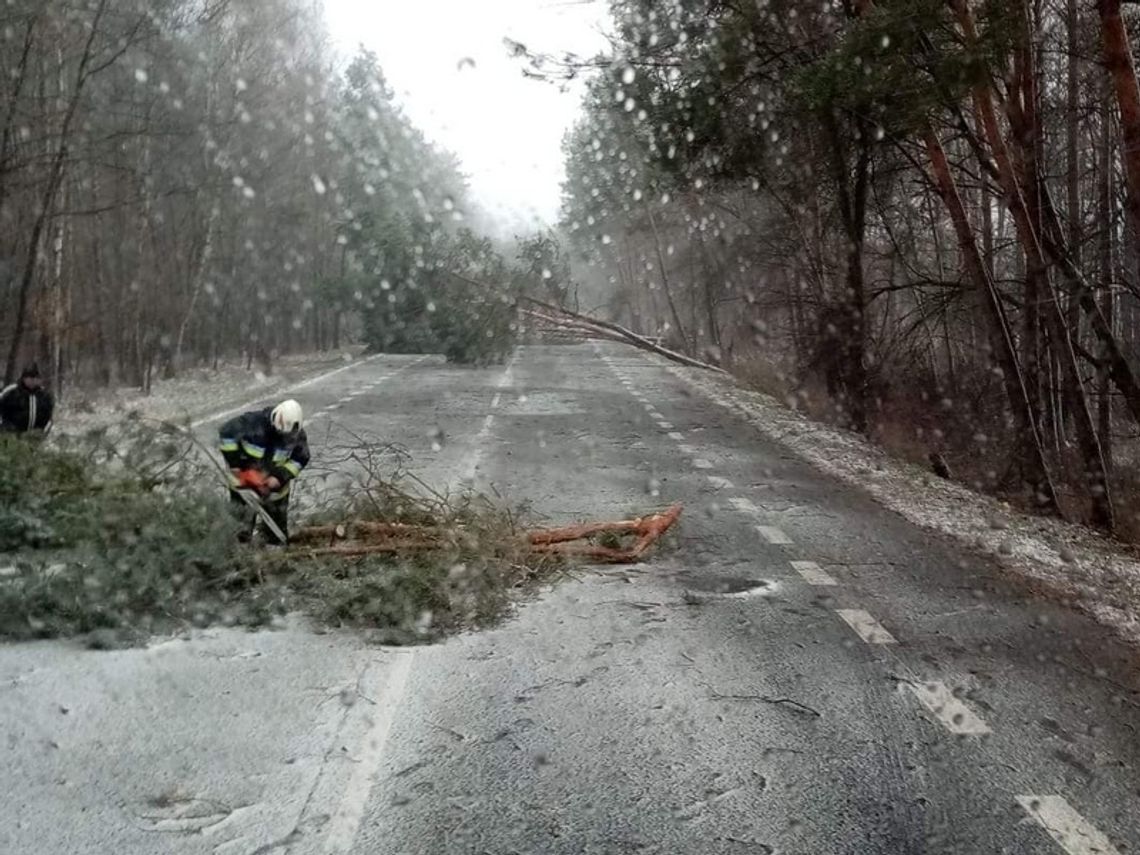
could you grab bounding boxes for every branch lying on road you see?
[291,503,684,564]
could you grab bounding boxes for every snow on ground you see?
[667,360,1140,647]
[55,347,367,437]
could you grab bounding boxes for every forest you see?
[545,0,1140,535]
[0,0,539,394]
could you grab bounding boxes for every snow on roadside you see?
[666,361,1140,646]
[55,348,366,437]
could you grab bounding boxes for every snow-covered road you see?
[3,341,1139,854]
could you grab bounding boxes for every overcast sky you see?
[323,0,610,234]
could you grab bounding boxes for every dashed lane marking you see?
[728,497,760,516]
[190,356,430,429]
[790,560,837,586]
[658,421,674,430]
[755,524,792,545]
[678,444,697,455]
[836,609,897,645]
[908,681,991,735]
[707,475,735,489]
[668,431,685,441]
[692,458,714,469]
[462,352,518,484]
[1016,796,1121,855]
[491,392,502,408]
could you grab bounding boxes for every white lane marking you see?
[462,352,518,484]
[728,497,760,516]
[195,353,428,429]
[692,458,714,469]
[291,356,401,393]
[1016,796,1121,855]
[908,682,990,735]
[327,403,341,411]
[668,431,685,441]
[707,475,735,489]
[323,650,414,853]
[658,421,674,430]
[836,609,897,645]
[756,524,792,545]
[463,413,496,464]
[790,560,837,586]
[190,354,390,427]
[491,392,502,408]
[678,444,697,455]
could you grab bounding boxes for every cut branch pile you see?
[290,503,683,563]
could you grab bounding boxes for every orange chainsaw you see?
[232,469,287,544]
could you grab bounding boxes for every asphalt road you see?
[3,341,1140,855]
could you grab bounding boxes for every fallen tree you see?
[0,423,682,645]
[445,270,728,373]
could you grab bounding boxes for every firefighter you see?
[0,364,54,436]
[218,399,309,545]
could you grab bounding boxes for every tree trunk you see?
[48,42,69,397]
[953,0,1114,528]
[1099,83,1117,472]
[922,125,1059,511]
[174,202,218,371]
[1099,0,1140,284]
[50,182,68,395]
[1066,0,1083,336]
[646,208,691,355]
[0,14,38,237]
[4,0,108,384]
[823,114,871,432]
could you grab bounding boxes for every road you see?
[3,341,1140,854]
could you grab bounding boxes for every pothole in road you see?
[672,572,774,598]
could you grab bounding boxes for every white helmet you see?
[271,399,303,436]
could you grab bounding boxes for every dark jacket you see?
[218,408,310,494]
[0,383,54,433]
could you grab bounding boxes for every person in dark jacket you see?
[0,364,54,436]
[218,399,309,545]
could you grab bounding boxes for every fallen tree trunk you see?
[521,308,625,343]
[522,309,638,346]
[292,504,684,563]
[446,271,727,374]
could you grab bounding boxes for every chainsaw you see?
[232,469,288,545]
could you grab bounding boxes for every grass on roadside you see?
[0,422,565,646]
